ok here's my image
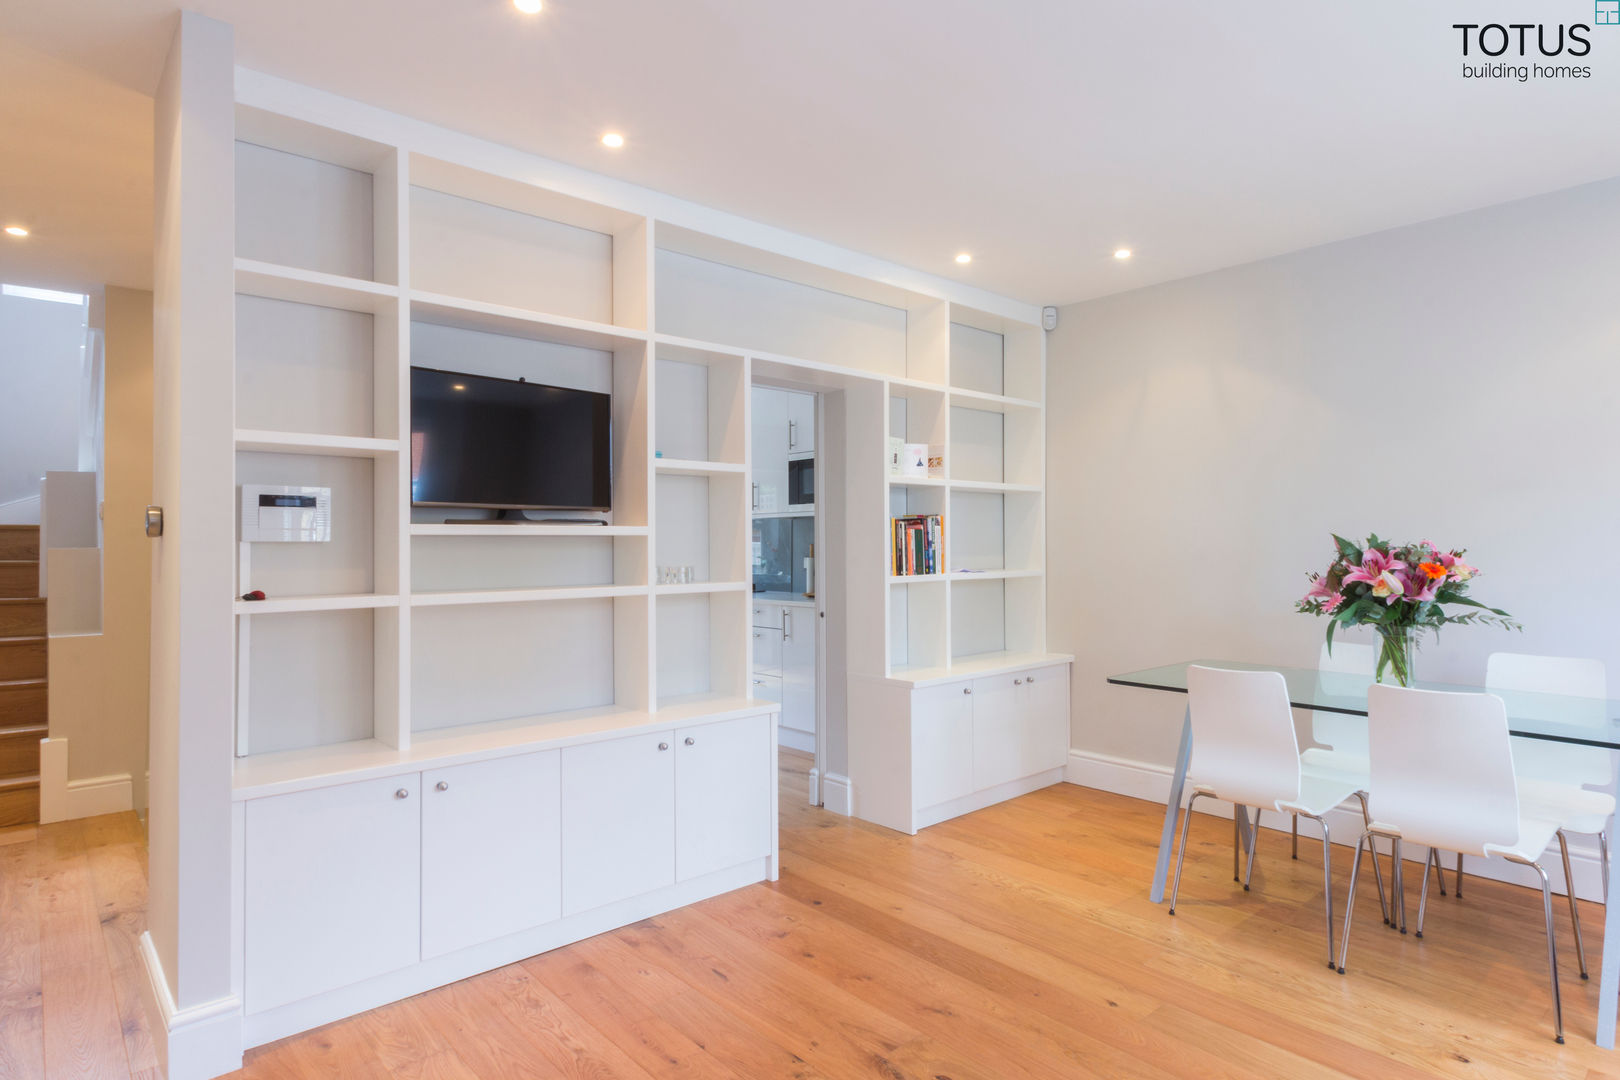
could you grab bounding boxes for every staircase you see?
[0,525,44,827]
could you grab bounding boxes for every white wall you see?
[0,287,88,516]
[1047,177,1620,770]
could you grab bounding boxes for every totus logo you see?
[1454,14,1600,81]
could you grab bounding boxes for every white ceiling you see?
[0,36,152,293]
[4,0,1620,304]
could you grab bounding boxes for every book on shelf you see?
[891,514,943,576]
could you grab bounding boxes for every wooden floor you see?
[2,752,1615,1079]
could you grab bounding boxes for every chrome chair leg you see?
[1301,812,1335,968]
[1337,828,1372,974]
[1601,832,1610,905]
[1507,855,1565,1044]
[1429,847,1447,897]
[1353,791,1390,925]
[1169,792,1204,916]
[1233,812,1240,882]
[1416,846,1433,938]
[1556,831,1589,980]
[1243,808,1261,891]
[1391,837,1407,934]
[1455,851,1464,898]
[1292,812,1299,859]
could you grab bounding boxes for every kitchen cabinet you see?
[751,387,789,513]
[786,390,815,455]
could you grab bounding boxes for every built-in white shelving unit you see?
[136,39,1067,1071]
[229,100,1054,763]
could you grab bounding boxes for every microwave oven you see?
[788,457,814,508]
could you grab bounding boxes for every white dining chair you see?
[1486,652,1614,902]
[1306,641,1457,919]
[1338,684,1583,1044]
[1169,665,1361,968]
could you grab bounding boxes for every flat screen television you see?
[410,366,612,511]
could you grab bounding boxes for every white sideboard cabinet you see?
[234,703,777,1046]
[848,657,1072,834]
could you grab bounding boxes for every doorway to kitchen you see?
[750,383,822,798]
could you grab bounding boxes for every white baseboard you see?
[38,738,133,824]
[822,772,853,816]
[1066,748,1608,904]
[137,932,243,1080]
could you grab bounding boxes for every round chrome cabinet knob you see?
[435,781,449,792]
[684,737,695,746]
[658,741,670,751]
[395,788,409,799]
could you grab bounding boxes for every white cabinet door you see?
[1020,665,1071,777]
[786,391,815,455]
[751,600,780,630]
[676,715,772,880]
[753,625,782,676]
[970,674,1024,791]
[561,732,675,915]
[421,751,561,959]
[750,671,782,702]
[750,388,789,513]
[912,681,974,809]
[779,606,816,736]
[244,774,420,1014]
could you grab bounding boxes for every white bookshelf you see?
[227,98,1048,780]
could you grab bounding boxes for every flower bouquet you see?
[1296,534,1519,686]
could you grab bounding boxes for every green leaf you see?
[1331,534,1361,560]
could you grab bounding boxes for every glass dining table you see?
[1108,659,1620,1047]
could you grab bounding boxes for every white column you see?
[142,10,243,1080]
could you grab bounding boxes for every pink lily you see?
[1399,568,1438,604]
[1343,548,1407,602]
[1302,575,1336,604]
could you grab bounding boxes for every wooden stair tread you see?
[0,635,45,645]
[0,773,39,791]
[0,723,46,737]
[0,677,47,689]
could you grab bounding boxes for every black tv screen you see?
[410,367,612,511]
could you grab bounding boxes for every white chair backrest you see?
[1486,652,1611,789]
[1367,684,1521,855]
[1187,665,1301,811]
[1314,641,1375,754]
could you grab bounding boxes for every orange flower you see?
[1418,561,1447,580]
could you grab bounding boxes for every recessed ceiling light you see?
[4,226,27,238]
[1114,248,1132,260]
[601,132,625,149]
[452,384,466,391]
[513,0,542,13]
[954,253,972,265]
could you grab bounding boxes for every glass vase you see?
[1374,627,1415,687]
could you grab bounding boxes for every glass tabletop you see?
[1108,660,1620,750]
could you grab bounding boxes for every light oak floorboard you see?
[8,756,1617,1078]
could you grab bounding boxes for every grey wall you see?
[1047,177,1620,768]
